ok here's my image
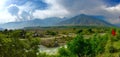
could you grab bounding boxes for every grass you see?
[114,40,120,49]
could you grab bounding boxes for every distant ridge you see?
[0,14,115,29]
[0,17,65,29]
[57,14,113,27]
[0,28,4,30]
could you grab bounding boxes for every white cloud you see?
[0,0,16,24]
[32,0,107,19]
[0,10,16,24]
[56,0,120,24]
[106,4,120,12]
[0,0,7,10]
[104,4,120,24]
[0,0,120,24]
[33,0,69,19]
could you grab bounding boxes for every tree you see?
[88,28,94,33]
[90,34,108,56]
[9,30,26,38]
[45,30,57,36]
[0,32,41,57]
[76,29,83,34]
[58,47,70,56]
[67,34,91,57]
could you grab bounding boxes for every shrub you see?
[67,34,92,57]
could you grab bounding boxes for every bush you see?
[90,34,108,56]
[45,30,57,36]
[0,35,40,57]
[67,34,108,57]
[76,29,83,34]
[58,47,70,56]
[67,34,92,57]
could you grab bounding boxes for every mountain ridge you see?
[0,17,65,29]
[57,14,113,27]
[0,14,115,29]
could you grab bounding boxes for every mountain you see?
[57,14,113,26]
[0,14,114,29]
[115,24,120,27]
[0,28,4,31]
[42,17,65,25]
[0,17,66,29]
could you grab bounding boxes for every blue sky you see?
[104,0,120,6]
[0,0,120,24]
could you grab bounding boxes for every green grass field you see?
[0,26,120,57]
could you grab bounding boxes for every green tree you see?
[58,47,70,56]
[76,29,83,34]
[90,34,108,56]
[67,34,91,57]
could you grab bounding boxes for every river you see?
[39,45,67,55]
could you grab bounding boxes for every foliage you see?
[0,27,120,57]
[45,30,58,36]
[67,33,110,57]
[0,30,40,57]
[90,34,108,56]
[67,34,92,57]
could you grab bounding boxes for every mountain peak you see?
[58,14,113,26]
[76,14,87,17]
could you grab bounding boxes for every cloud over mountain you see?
[0,0,120,24]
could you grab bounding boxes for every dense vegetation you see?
[0,29,41,57]
[0,26,120,57]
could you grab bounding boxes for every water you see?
[39,45,59,55]
[39,45,67,55]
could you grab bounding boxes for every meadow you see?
[0,26,120,57]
